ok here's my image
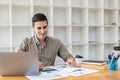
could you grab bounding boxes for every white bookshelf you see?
[0,26,10,47]
[54,26,70,44]
[72,26,88,44]
[89,27,103,43]
[72,45,88,59]
[12,5,31,26]
[12,26,31,47]
[88,44,103,60]
[0,0,120,65]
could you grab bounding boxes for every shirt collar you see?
[34,35,48,47]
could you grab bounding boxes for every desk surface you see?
[0,64,120,80]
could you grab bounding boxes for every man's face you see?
[33,21,48,40]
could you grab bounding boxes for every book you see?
[81,60,107,65]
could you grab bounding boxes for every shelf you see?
[12,5,31,26]
[104,27,117,43]
[0,5,9,25]
[71,0,87,8]
[0,24,9,27]
[53,0,69,7]
[54,27,70,44]
[104,42,118,44]
[72,42,88,46]
[89,25,102,27]
[0,27,10,47]
[72,25,87,27]
[72,45,88,59]
[72,8,87,26]
[12,26,31,47]
[104,0,117,9]
[88,44,103,60]
[88,0,103,8]
[88,9,103,26]
[53,7,69,25]
[72,27,88,43]
[89,27,103,43]
[0,47,10,52]
[119,0,120,9]
[12,24,31,27]
[33,0,50,6]
[12,0,31,5]
[104,9,117,25]
[118,10,120,26]
[104,25,117,27]
[0,0,9,4]
[53,25,69,27]
[11,0,31,6]
[12,3,31,7]
[89,42,102,45]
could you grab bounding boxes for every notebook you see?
[0,52,39,76]
[81,60,107,65]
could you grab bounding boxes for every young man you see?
[15,13,77,68]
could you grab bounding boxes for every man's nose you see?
[41,28,45,33]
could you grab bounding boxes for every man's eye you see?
[37,27,41,30]
[43,26,47,29]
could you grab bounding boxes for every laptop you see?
[0,52,39,76]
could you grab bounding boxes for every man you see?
[15,13,77,68]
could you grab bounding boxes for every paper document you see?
[48,65,99,76]
[26,65,99,80]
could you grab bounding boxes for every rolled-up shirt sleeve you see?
[57,41,74,62]
[15,38,28,52]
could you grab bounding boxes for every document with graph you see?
[26,65,99,80]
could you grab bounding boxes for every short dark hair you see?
[32,13,48,26]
